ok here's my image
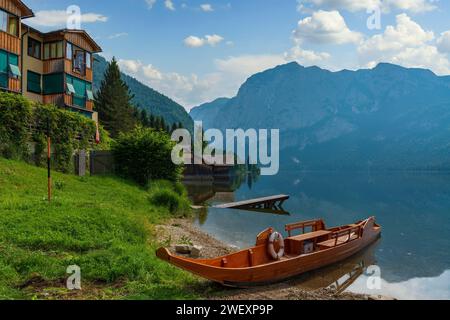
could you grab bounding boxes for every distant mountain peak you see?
[190,59,450,170]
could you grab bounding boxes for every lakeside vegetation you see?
[0,158,207,300]
[0,58,222,300]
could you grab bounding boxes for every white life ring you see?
[268,231,285,260]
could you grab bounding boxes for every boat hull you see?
[156,218,381,287]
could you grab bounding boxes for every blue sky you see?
[24,0,450,109]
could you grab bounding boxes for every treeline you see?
[95,57,183,138]
[135,108,184,134]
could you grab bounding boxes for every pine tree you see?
[140,109,149,127]
[149,114,155,128]
[94,57,136,138]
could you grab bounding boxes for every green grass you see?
[0,158,202,300]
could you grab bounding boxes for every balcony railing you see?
[43,59,65,74]
[0,31,21,55]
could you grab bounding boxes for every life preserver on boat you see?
[268,231,285,260]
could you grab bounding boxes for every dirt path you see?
[154,219,393,301]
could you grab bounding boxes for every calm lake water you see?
[186,171,450,300]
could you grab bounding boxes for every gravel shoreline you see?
[155,218,394,301]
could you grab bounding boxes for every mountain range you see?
[93,55,193,130]
[190,62,450,170]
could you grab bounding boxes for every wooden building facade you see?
[0,0,102,121]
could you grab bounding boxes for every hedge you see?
[0,92,110,173]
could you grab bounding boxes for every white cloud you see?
[303,0,380,12]
[215,54,286,77]
[358,14,450,75]
[118,59,143,74]
[359,14,434,53]
[118,54,294,108]
[165,0,175,11]
[205,35,224,46]
[108,32,128,39]
[200,4,214,12]
[184,34,224,47]
[294,10,363,45]
[118,58,224,108]
[302,0,436,13]
[437,31,450,54]
[146,0,157,9]
[286,46,331,64]
[28,10,108,27]
[383,0,436,13]
[184,36,205,48]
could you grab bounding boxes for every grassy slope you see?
[0,158,203,300]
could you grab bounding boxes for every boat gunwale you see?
[159,217,381,272]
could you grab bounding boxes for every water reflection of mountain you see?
[193,171,450,284]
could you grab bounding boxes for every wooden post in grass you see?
[47,118,51,203]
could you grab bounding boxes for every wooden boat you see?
[156,217,381,287]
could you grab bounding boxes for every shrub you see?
[149,189,182,213]
[0,91,110,172]
[148,188,190,214]
[0,93,32,160]
[112,127,183,186]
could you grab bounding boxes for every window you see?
[0,10,18,37]
[86,52,92,69]
[28,38,42,60]
[0,11,6,32]
[27,71,41,94]
[43,73,64,95]
[0,50,19,89]
[66,75,91,108]
[66,43,72,60]
[43,41,64,60]
[73,49,86,75]
[7,15,17,36]
[0,50,7,88]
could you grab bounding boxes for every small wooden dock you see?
[214,195,290,211]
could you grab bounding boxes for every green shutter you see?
[27,71,41,94]
[8,53,18,66]
[72,76,86,108]
[43,73,64,95]
[86,81,93,100]
[67,83,75,94]
[9,64,21,77]
[86,89,94,100]
[65,74,91,108]
[0,50,7,88]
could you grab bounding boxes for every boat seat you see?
[317,233,359,249]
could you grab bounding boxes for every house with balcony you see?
[0,0,102,121]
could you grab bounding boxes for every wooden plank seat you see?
[317,233,359,249]
[317,226,362,249]
[288,230,332,242]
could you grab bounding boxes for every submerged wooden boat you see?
[156,217,381,287]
